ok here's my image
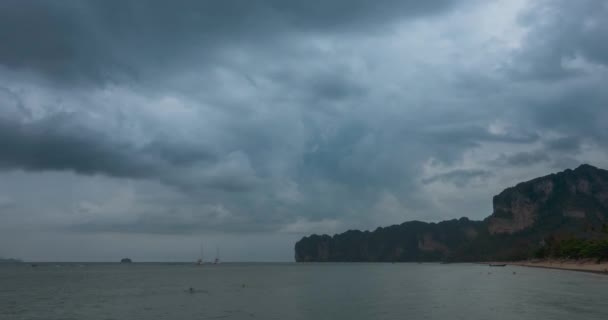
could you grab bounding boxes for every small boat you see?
[489,263,507,267]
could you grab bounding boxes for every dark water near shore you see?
[1,262,607,320]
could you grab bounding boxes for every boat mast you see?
[200,244,204,262]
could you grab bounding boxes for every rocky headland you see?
[295,164,608,263]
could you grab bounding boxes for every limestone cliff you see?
[487,164,608,234]
[295,164,608,262]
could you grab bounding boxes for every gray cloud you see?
[491,151,550,167]
[544,136,582,153]
[508,0,608,80]
[1,0,608,261]
[422,169,492,187]
[498,0,608,156]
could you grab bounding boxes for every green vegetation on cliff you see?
[535,236,608,261]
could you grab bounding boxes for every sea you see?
[1,262,607,320]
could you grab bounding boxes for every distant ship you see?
[120,258,132,263]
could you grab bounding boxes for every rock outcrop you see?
[295,164,608,262]
[487,164,608,235]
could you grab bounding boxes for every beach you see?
[507,260,608,274]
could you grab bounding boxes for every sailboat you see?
[196,244,204,265]
[213,247,220,264]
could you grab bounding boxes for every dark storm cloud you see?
[0,0,462,83]
[0,112,262,193]
[0,114,155,178]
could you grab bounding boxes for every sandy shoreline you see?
[494,260,608,274]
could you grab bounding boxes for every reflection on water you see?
[1,263,607,320]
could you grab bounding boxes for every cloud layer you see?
[1,0,607,261]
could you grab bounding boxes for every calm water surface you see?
[1,263,607,320]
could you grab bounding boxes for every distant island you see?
[120,258,133,263]
[0,257,22,264]
[295,164,608,264]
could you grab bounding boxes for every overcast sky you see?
[1,0,607,262]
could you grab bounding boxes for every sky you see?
[1,0,607,262]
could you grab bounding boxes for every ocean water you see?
[1,262,607,320]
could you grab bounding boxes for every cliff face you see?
[295,164,608,262]
[487,184,544,234]
[487,164,608,235]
